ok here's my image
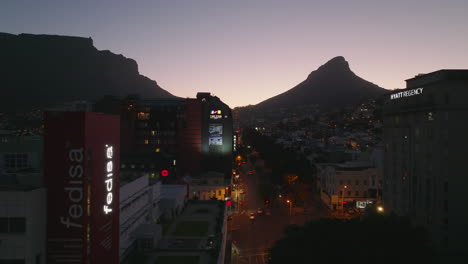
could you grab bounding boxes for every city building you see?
[96,93,233,179]
[188,171,230,201]
[0,186,46,264]
[159,184,187,221]
[0,131,46,264]
[383,70,468,261]
[198,92,233,178]
[2,106,176,263]
[317,161,382,211]
[119,174,162,260]
[44,111,121,263]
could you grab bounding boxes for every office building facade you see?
[44,112,120,263]
[383,70,468,260]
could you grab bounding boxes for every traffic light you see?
[265,199,269,204]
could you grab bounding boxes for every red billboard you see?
[45,112,120,263]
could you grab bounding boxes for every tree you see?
[268,216,438,264]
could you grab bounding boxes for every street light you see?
[286,200,292,217]
[342,185,348,216]
[377,206,384,213]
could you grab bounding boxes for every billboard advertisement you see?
[45,112,120,264]
[209,123,223,146]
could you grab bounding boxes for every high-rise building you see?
[96,93,233,180]
[198,92,233,178]
[383,70,468,261]
[44,112,120,263]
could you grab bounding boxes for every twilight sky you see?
[2,0,468,107]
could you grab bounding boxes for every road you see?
[227,162,329,264]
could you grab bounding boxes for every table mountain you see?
[0,33,176,113]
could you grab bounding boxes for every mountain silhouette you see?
[0,33,176,113]
[255,56,388,111]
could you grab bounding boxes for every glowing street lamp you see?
[377,206,384,213]
[342,185,348,215]
[286,200,292,217]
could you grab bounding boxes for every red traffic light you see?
[226,200,232,206]
[265,200,269,204]
[161,169,169,177]
[239,201,243,205]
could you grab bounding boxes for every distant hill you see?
[0,33,176,113]
[255,56,388,112]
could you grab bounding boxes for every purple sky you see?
[2,0,468,107]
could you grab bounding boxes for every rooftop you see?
[406,69,468,89]
[144,200,226,264]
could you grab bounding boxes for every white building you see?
[119,174,162,260]
[0,133,45,264]
[0,186,46,264]
[160,184,187,220]
[317,161,382,211]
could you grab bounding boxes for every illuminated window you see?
[151,130,156,136]
[155,148,160,153]
[427,112,434,121]
[137,112,150,120]
[144,139,149,144]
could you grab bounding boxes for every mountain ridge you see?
[254,56,388,111]
[0,33,176,113]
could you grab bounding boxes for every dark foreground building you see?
[383,70,468,261]
[44,112,120,263]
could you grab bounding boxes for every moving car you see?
[257,208,264,214]
[249,213,256,220]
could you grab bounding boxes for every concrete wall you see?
[0,188,46,264]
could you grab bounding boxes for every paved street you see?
[227,162,329,264]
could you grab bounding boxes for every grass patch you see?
[155,256,199,264]
[174,221,209,236]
